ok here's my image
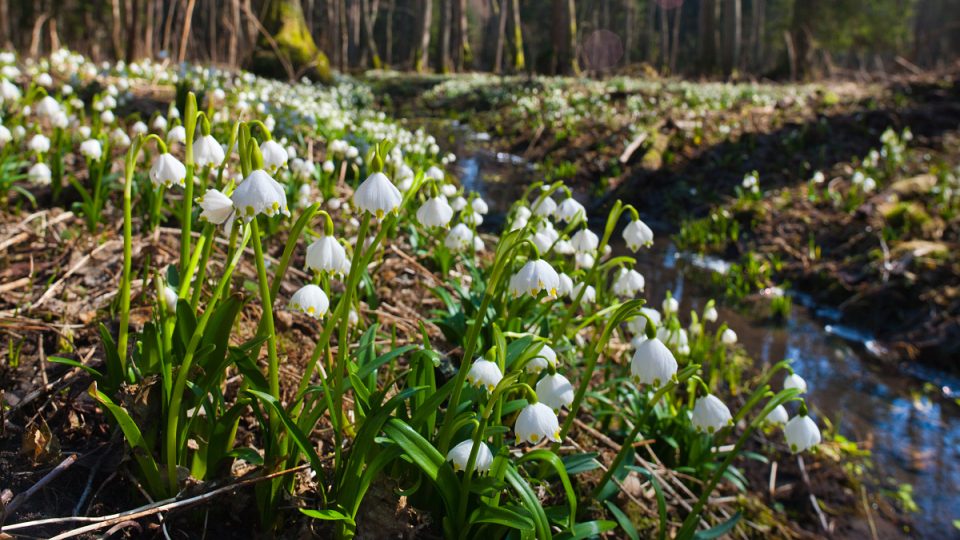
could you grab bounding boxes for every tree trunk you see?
[440,0,452,71]
[339,0,348,71]
[643,0,655,63]
[722,0,741,75]
[750,0,764,72]
[624,0,633,65]
[385,0,394,66]
[669,3,681,74]
[659,4,668,71]
[362,0,382,68]
[494,0,507,73]
[177,0,197,63]
[790,0,817,79]
[111,0,123,59]
[251,0,332,81]
[456,0,470,69]
[417,0,432,72]
[566,0,578,74]
[510,0,524,71]
[699,0,716,74]
[229,0,240,65]
[0,0,10,49]
[125,0,139,61]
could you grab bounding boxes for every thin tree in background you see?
[749,0,765,72]
[456,0,470,70]
[385,0,395,66]
[699,0,717,74]
[721,0,742,76]
[416,0,432,72]
[178,0,197,63]
[510,0,524,71]
[670,1,681,73]
[494,0,507,73]
[362,0,382,68]
[624,0,633,65]
[441,0,452,71]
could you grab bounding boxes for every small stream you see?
[424,118,960,538]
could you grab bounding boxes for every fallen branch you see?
[3,464,310,537]
[1,454,78,523]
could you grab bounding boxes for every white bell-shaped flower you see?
[515,402,561,444]
[444,223,474,251]
[0,126,11,146]
[162,285,178,314]
[425,165,444,181]
[28,134,50,153]
[197,189,234,224]
[35,96,61,119]
[613,268,646,297]
[260,139,288,173]
[80,139,102,161]
[532,196,557,218]
[557,273,574,298]
[354,171,402,219]
[574,252,595,269]
[132,121,148,135]
[721,328,738,345]
[450,196,467,212]
[662,296,679,314]
[627,307,661,335]
[167,125,186,144]
[471,197,489,215]
[193,134,225,167]
[556,197,585,223]
[152,115,168,131]
[783,373,808,394]
[630,338,677,388]
[509,259,560,298]
[570,228,599,253]
[305,236,351,276]
[703,305,718,322]
[531,230,554,254]
[623,219,654,250]
[288,284,329,319]
[416,196,454,228]
[28,162,51,185]
[231,169,289,220]
[465,359,503,392]
[765,404,789,426]
[526,344,558,374]
[446,440,493,473]
[691,394,733,434]
[536,373,574,411]
[149,153,187,188]
[571,282,596,303]
[784,414,821,453]
[441,183,458,198]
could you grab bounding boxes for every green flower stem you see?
[180,94,198,278]
[164,223,248,493]
[250,218,282,436]
[188,227,216,308]
[331,214,372,451]
[117,144,137,374]
[676,388,800,539]
[553,201,628,344]
[180,163,195,277]
[590,378,682,500]
[554,301,650,449]
[437,229,526,455]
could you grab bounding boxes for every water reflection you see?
[635,241,960,539]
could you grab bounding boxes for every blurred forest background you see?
[1,0,959,80]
